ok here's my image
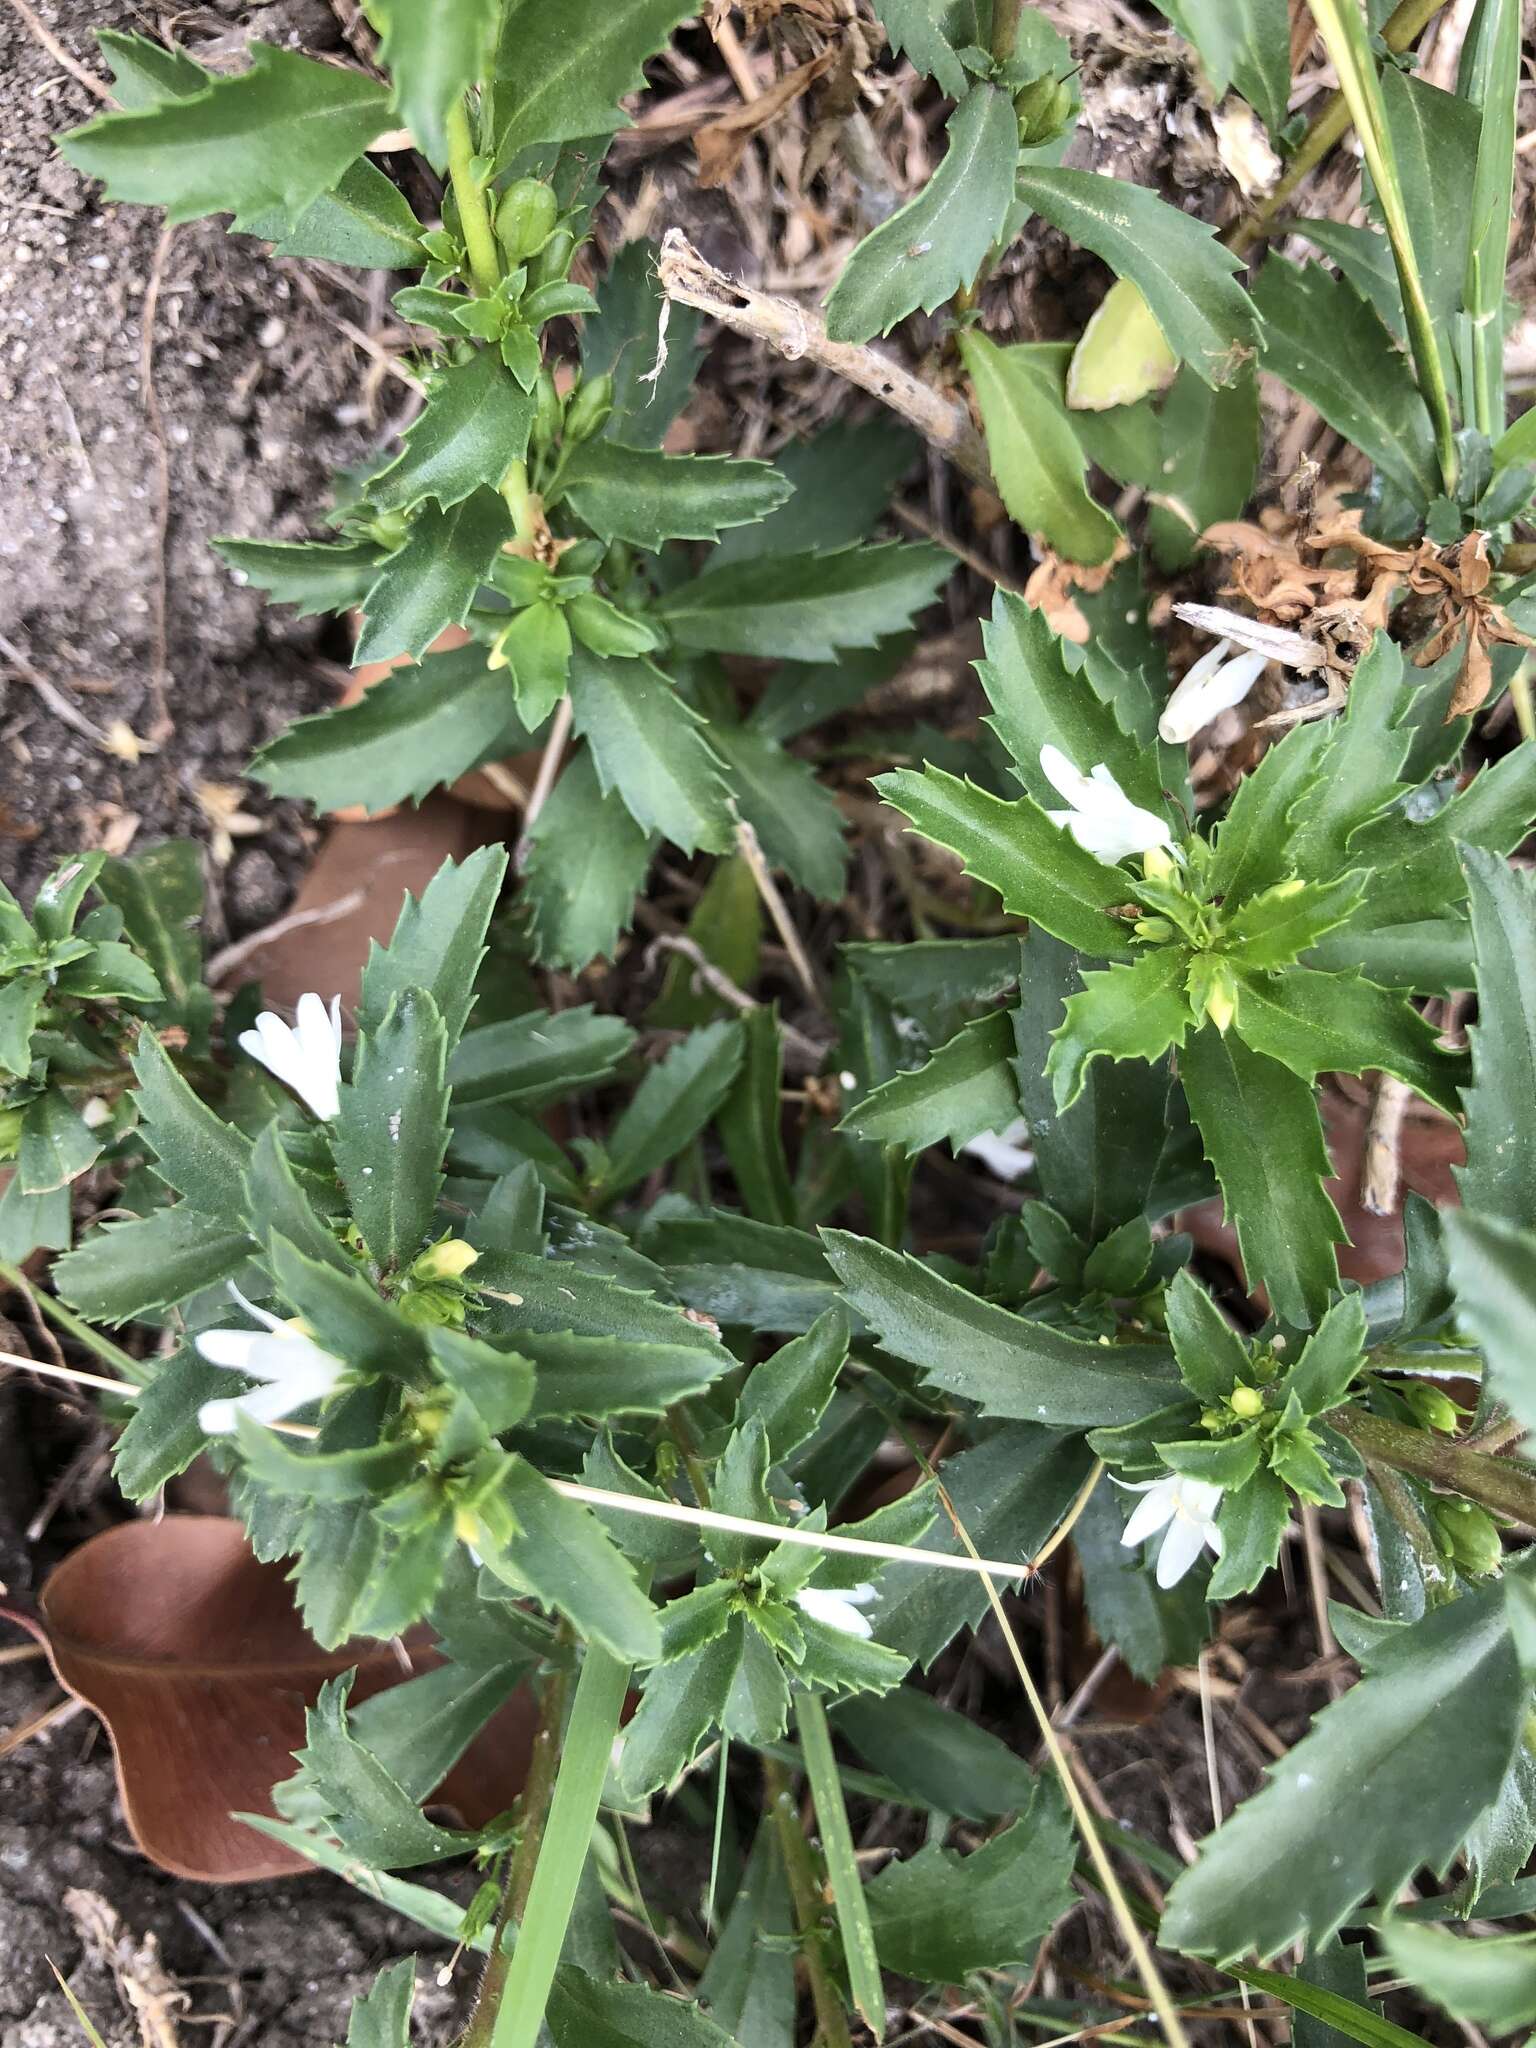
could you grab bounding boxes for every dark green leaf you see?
[372,352,534,512]
[335,988,448,1270]
[834,1687,1036,1820]
[556,441,790,548]
[547,1972,739,2048]
[215,535,383,620]
[568,650,732,853]
[114,1348,229,1499]
[371,0,498,164]
[1381,1917,1536,2033]
[715,420,916,566]
[737,1307,849,1460]
[826,84,1020,341]
[492,0,700,155]
[1046,948,1192,1111]
[1377,68,1481,368]
[481,1457,661,1661]
[240,157,424,269]
[132,1030,251,1221]
[95,27,206,109]
[658,543,951,662]
[1457,848,1536,1224]
[18,1090,101,1195]
[55,1206,252,1323]
[295,1676,474,1868]
[1233,968,1466,1113]
[582,240,701,450]
[344,1959,416,2048]
[450,1005,635,1110]
[354,489,513,666]
[58,44,389,227]
[961,333,1121,565]
[523,745,654,970]
[840,1011,1020,1154]
[1146,360,1262,569]
[710,724,848,900]
[1444,1209,1536,1438]
[1150,0,1290,131]
[717,1003,797,1227]
[867,0,971,98]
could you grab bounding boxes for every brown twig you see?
[643,933,828,1065]
[138,225,177,745]
[1359,1073,1412,1216]
[734,817,824,1009]
[656,229,992,486]
[204,889,368,985]
[0,630,116,748]
[514,694,573,872]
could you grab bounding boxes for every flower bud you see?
[1203,963,1238,1035]
[1141,845,1177,886]
[1016,73,1072,146]
[495,178,558,263]
[1229,1384,1264,1420]
[564,371,613,445]
[529,227,574,290]
[1433,1498,1503,1577]
[1403,1383,1460,1434]
[417,1238,480,1282]
[533,368,561,444]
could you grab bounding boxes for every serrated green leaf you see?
[825,83,1019,341]
[215,535,384,619]
[658,542,950,662]
[840,1011,1019,1155]
[1382,1917,1536,2034]
[1046,948,1192,1111]
[821,1230,1177,1426]
[1252,256,1439,509]
[113,1348,229,1499]
[596,1018,745,1200]
[866,0,971,98]
[59,43,390,228]
[1225,872,1367,971]
[1015,166,1257,387]
[1233,967,1466,1113]
[239,156,424,269]
[979,588,1160,807]
[55,1205,253,1324]
[295,1675,475,1868]
[492,0,699,155]
[97,839,205,1027]
[372,0,498,165]
[1161,1575,1526,1959]
[334,988,447,1271]
[95,27,207,109]
[960,333,1122,565]
[0,978,41,1076]
[520,1326,724,1420]
[567,649,732,853]
[1444,1210,1536,1439]
[555,441,790,548]
[866,1789,1075,1982]
[1457,848,1536,1224]
[834,1686,1036,1819]
[344,1959,416,2048]
[1296,218,1405,336]
[0,1176,71,1265]
[716,419,916,565]
[582,240,702,450]
[522,745,654,970]
[253,642,522,816]
[243,1125,350,1273]
[1150,0,1291,132]
[480,1456,660,1661]
[1178,1026,1341,1328]
[710,722,847,899]
[371,351,534,511]
[450,1005,635,1110]
[875,764,1137,959]
[267,1233,428,1377]
[131,1029,252,1220]
[354,488,512,666]
[358,844,507,1047]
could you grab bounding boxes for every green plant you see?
[23,0,1536,2043]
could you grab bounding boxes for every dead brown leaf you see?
[695,47,837,186]
[39,1515,536,1881]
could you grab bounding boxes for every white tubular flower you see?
[1119,1471,1225,1589]
[1158,637,1269,744]
[238,992,343,1120]
[795,1583,878,1639]
[197,1283,346,1435]
[961,1118,1036,1183]
[1039,744,1173,864]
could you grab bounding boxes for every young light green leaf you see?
[354,489,513,666]
[1253,255,1439,509]
[1046,949,1192,1111]
[1232,967,1467,1114]
[345,1959,417,2048]
[840,1011,1020,1155]
[1381,1917,1536,2034]
[875,764,1137,959]
[1150,0,1290,132]
[821,1231,1177,1426]
[658,543,951,662]
[567,650,732,853]
[1178,1026,1342,1329]
[59,44,390,227]
[18,1090,102,1196]
[334,988,448,1271]
[371,0,499,165]
[1161,1575,1527,1958]
[95,27,207,108]
[492,0,700,155]
[825,83,1019,341]
[481,1457,661,1662]
[294,1676,474,1868]
[960,333,1122,566]
[371,351,534,512]
[555,441,791,549]
[1014,166,1257,386]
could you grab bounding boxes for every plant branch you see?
[446,98,501,298]
[1333,1405,1536,1528]
[990,0,1023,65]
[1224,0,1448,258]
[763,1754,853,2048]
[656,229,992,486]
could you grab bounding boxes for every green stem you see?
[1224,0,1447,258]
[461,1649,572,2048]
[1333,1405,1536,1527]
[0,1262,143,1383]
[446,98,501,298]
[763,1756,853,2048]
[499,458,538,543]
[794,1691,885,2041]
[486,1640,633,2048]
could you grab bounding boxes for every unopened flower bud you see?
[1433,1498,1503,1577]
[1141,845,1177,886]
[1229,1384,1264,1420]
[533,368,560,443]
[528,227,574,289]
[1203,963,1238,1035]
[417,1238,480,1282]
[495,178,559,263]
[1403,1383,1460,1434]
[564,371,613,445]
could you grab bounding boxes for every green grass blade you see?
[795,1689,885,2040]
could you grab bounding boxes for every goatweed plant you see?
[19,0,1536,2041]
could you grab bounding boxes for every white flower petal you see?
[961,1120,1036,1182]
[1156,1512,1210,1588]
[198,1398,243,1436]
[794,1585,877,1638]
[1160,647,1268,744]
[1039,743,1093,808]
[194,1329,261,1372]
[238,994,342,1120]
[1121,1481,1179,1547]
[1178,1477,1226,1524]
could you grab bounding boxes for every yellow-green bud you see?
[417,1238,480,1282]
[1134,916,1175,943]
[1434,1498,1503,1577]
[1404,1383,1460,1434]
[564,371,613,445]
[529,227,574,289]
[495,178,558,263]
[1016,74,1072,147]
[533,368,560,444]
[1204,966,1237,1035]
[1229,1384,1265,1420]
[1141,844,1177,886]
